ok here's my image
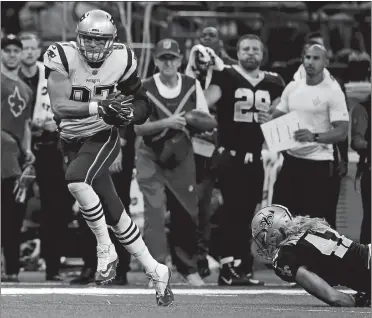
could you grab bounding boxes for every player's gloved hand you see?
[353,292,371,307]
[98,92,134,127]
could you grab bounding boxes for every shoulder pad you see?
[60,41,76,49]
[115,45,138,83]
[43,42,73,77]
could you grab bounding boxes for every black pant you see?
[34,143,72,277]
[1,177,25,275]
[327,174,341,229]
[273,154,334,219]
[194,154,214,260]
[165,187,199,276]
[77,144,135,274]
[217,152,264,271]
[360,169,371,244]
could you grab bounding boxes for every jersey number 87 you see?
[70,84,116,102]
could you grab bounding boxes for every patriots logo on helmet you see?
[47,49,56,59]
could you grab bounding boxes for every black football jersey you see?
[210,65,285,153]
[272,229,371,293]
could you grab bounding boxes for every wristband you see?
[89,102,99,116]
[313,133,319,142]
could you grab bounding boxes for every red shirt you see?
[1,73,33,144]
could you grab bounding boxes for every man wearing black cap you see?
[135,39,216,286]
[1,34,35,282]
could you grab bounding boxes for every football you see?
[184,109,217,133]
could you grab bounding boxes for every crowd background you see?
[1,1,371,276]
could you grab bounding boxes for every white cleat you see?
[146,263,174,306]
[95,244,118,285]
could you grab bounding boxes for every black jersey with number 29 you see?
[210,65,285,154]
[272,228,371,294]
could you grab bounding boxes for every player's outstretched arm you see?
[295,266,355,307]
[47,70,92,119]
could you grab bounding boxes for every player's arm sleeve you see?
[195,80,210,114]
[295,266,355,307]
[272,246,300,282]
[43,43,69,78]
[116,47,151,125]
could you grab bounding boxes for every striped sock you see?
[112,211,158,273]
[80,201,112,246]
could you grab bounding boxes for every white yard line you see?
[1,287,356,296]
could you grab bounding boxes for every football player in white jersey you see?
[44,10,173,306]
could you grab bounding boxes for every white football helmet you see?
[76,10,117,63]
[251,204,293,262]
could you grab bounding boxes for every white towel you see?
[293,64,331,81]
[32,61,57,132]
[185,44,225,89]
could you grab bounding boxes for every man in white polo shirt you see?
[270,44,349,219]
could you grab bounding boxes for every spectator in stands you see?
[271,44,349,222]
[1,2,25,35]
[18,32,72,281]
[18,2,99,41]
[1,34,34,282]
[70,126,136,285]
[135,39,215,286]
[204,34,285,286]
[351,93,371,244]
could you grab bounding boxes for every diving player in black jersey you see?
[251,204,371,307]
